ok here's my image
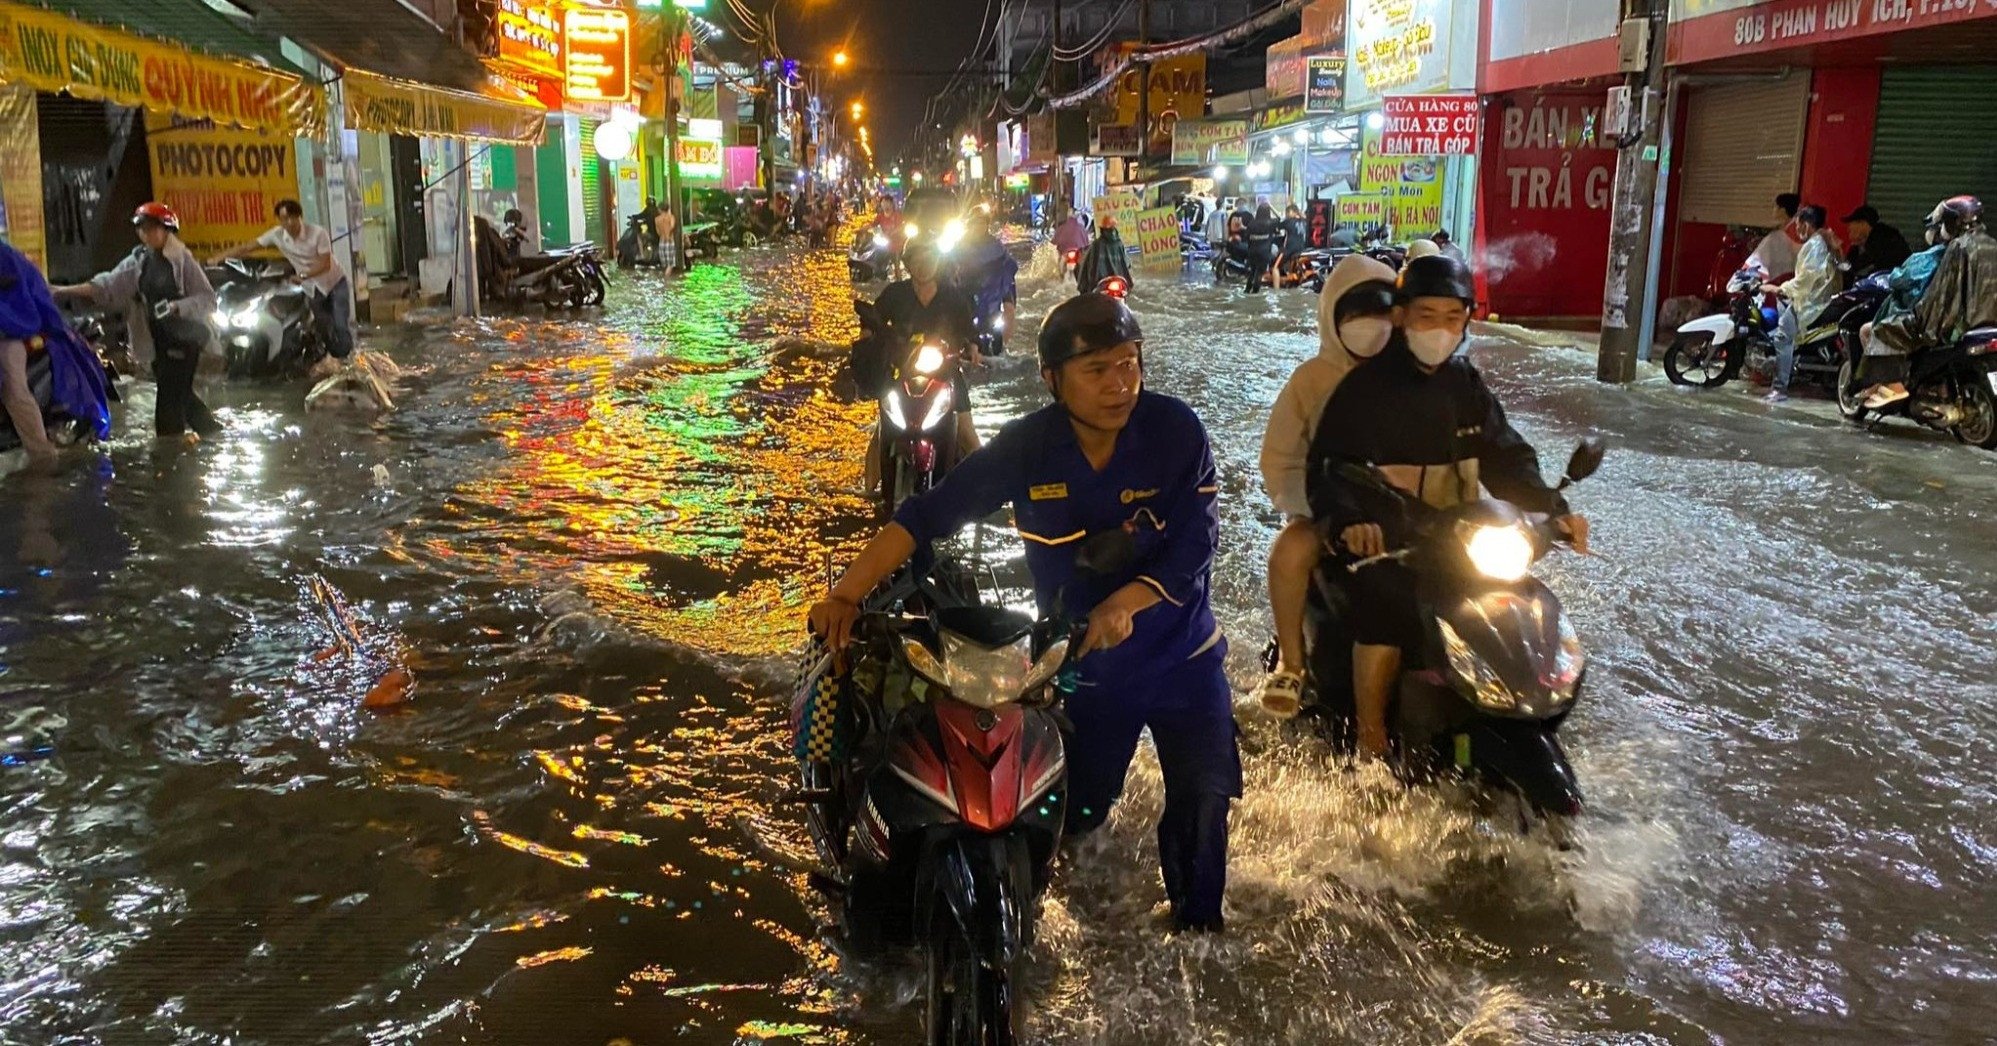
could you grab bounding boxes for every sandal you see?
[1255,670,1306,719]
[1863,384,1910,410]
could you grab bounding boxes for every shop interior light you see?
[595,121,634,161]
[1366,112,1386,130]
[1273,140,1292,156]
[1211,165,1227,180]
[1293,128,1311,145]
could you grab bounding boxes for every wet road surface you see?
[1,237,1993,1044]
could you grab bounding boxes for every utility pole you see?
[1597,0,1669,383]
[662,7,685,271]
[1136,0,1151,182]
[1049,0,1063,212]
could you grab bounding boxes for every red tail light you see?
[1064,250,1078,265]
[1099,276,1128,299]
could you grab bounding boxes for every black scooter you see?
[209,259,325,381]
[1839,325,1997,449]
[616,211,660,268]
[1299,442,1604,832]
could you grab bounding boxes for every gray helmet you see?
[1927,195,1983,240]
[1037,292,1143,370]
[1396,254,1475,307]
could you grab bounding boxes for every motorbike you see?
[1298,442,1604,832]
[877,335,962,514]
[850,225,899,283]
[543,240,609,306]
[790,530,1134,1044]
[1211,242,1251,282]
[477,219,590,309]
[1289,248,1338,293]
[1838,325,1997,449]
[0,325,118,454]
[616,211,661,268]
[1666,269,1888,390]
[1180,230,1217,264]
[209,259,327,380]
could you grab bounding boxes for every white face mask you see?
[1337,316,1393,358]
[1406,327,1463,366]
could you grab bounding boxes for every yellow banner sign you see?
[0,0,323,136]
[145,112,296,259]
[343,69,545,146]
[1357,125,1443,233]
[1133,206,1180,266]
[1091,191,1143,233]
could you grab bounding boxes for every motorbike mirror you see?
[1564,440,1605,484]
[1074,529,1137,577]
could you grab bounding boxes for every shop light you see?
[1293,128,1311,146]
[595,121,634,161]
[1273,140,1292,156]
[1366,112,1385,130]
[1211,165,1227,181]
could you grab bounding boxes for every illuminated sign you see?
[1345,0,1451,109]
[677,136,722,180]
[495,0,561,79]
[564,8,630,103]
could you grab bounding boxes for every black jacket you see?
[1306,340,1564,533]
[1846,222,1912,281]
[1076,229,1133,291]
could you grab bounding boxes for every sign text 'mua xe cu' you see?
[1380,93,1478,156]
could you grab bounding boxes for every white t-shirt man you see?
[258,222,346,296]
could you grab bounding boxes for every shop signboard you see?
[677,136,722,181]
[1482,89,1616,317]
[145,112,297,259]
[1305,56,1346,113]
[1335,191,1389,228]
[0,85,42,269]
[1133,206,1180,264]
[1668,0,1997,65]
[1025,111,1057,166]
[1357,125,1445,232]
[1380,93,1478,155]
[1252,99,1310,134]
[1092,122,1142,157]
[565,7,631,103]
[1091,191,1143,232]
[495,0,563,80]
[1171,118,1249,165]
[1346,0,1452,111]
[344,70,545,145]
[1266,0,1348,96]
[1110,50,1205,157]
[0,0,324,135]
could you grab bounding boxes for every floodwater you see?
[2,236,1993,1045]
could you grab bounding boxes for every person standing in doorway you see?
[212,199,354,359]
[56,203,220,440]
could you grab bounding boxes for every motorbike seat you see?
[934,605,1034,647]
[514,254,565,274]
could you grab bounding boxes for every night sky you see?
[762,0,997,164]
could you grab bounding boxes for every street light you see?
[832,50,849,68]
[850,100,864,119]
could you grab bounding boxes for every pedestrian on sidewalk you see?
[56,203,221,441]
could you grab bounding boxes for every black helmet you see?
[1396,255,1475,306]
[1038,291,1142,370]
[1927,195,1983,239]
[1333,279,1396,324]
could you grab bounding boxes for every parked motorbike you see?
[1838,326,1997,448]
[1180,231,1217,264]
[1211,243,1250,282]
[616,211,660,268]
[1290,248,1338,293]
[1298,442,1604,832]
[1666,269,1888,390]
[479,218,590,309]
[209,259,327,380]
[790,530,1133,1043]
[545,241,609,306]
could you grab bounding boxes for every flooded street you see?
[3,238,1994,1044]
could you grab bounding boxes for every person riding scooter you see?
[1760,204,1842,403]
[1075,216,1133,294]
[1305,255,1589,761]
[1860,195,1996,410]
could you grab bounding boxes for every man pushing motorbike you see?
[810,291,1240,932]
[1306,256,1589,760]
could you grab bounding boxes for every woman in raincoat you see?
[0,238,111,465]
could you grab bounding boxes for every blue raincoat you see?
[0,240,111,440]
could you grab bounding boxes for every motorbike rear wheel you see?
[1835,357,1870,420]
[926,923,1017,1046]
[1662,333,1734,387]
[1952,371,1997,449]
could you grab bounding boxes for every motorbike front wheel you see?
[1662,333,1735,387]
[1835,357,1870,420]
[1952,369,1997,449]
[926,923,1018,1046]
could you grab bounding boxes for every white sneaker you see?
[1254,671,1305,719]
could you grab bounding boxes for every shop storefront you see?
[1343,0,1481,242]
[0,0,324,278]
[1653,0,1997,340]
[1475,0,1622,320]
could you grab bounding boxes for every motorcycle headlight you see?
[1439,618,1516,711]
[1020,640,1069,696]
[938,218,966,252]
[940,631,1034,709]
[912,343,945,375]
[872,232,889,249]
[991,315,1005,332]
[902,637,949,688]
[1463,523,1534,582]
[882,389,909,430]
[917,386,954,432]
[903,222,920,239]
[210,310,229,327]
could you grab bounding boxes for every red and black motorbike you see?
[791,533,1131,1043]
[878,337,962,514]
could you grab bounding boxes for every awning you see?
[0,0,324,136]
[237,0,497,96]
[342,69,544,146]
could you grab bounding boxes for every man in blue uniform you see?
[809,291,1239,932]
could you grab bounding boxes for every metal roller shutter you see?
[1678,75,1812,226]
[579,119,604,246]
[1867,66,1997,234]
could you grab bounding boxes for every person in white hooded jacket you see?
[1254,254,1400,715]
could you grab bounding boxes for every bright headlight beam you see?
[1466,524,1534,582]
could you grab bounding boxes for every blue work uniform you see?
[894,390,1241,929]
